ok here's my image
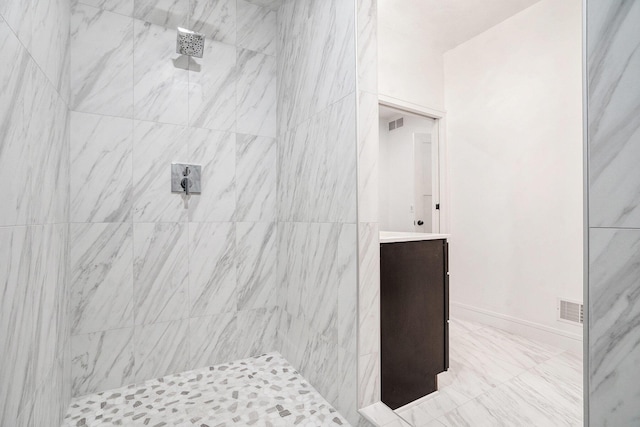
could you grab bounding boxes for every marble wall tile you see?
[189,312,237,368]
[237,0,276,56]
[187,128,236,222]
[0,0,32,47]
[357,92,379,223]
[77,0,134,16]
[587,0,640,228]
[277,222,307,315]
[188,40,236,131]
[29,69,70,224]
[133,120,188,222]
[237,222,276,310]
[30,0,70,98]
[189,0,235,45]
[310,95,357,223]
[277,119,312,222]
[70,112,133,223]
[277,0,355,133]
[1,2,70,423]
[277,96,357,223]
[243,0,281,11]
[237,49,276,137]
[188,222,236,317]
[134,319,189,382]
[587,2,640,424]
[589,228,640,426]
[356,0,377,94]
[32,225,68,386]
[71,3,134,117]
[236,307,279,358]
[133,0,188,28]
[133,222,188,325]
[236,134,276,221]
[0,23,33,226]
[31,357,68,427]
[285,312,339,405]
[71,328,134,396]
[358,352,381,407]
[133,20,189,125]
[70,223,134,335]
[0,227,34,425]
[302,224,341,337]
[338,348,359,425]
[358,222,380,357]
[337,224,357,352]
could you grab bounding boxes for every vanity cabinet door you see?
[380,239,448,410]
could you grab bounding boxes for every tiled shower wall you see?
[356,0,382,410]
[587,1,640,425]
[275,0,359,424]
[68,0,280,397]
[0,0,71,424]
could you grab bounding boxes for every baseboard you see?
[450,301,583,354]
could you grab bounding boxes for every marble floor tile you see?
[447,318,482,337]
[389,320,583,427]
[63,352,350,426]
[395,405,432,426]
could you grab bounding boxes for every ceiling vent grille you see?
[558,299,583,324]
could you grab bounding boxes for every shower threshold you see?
[62,352,349,427]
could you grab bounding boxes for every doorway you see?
[378,104,442,234]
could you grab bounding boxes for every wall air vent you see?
[558,299,583,324]
[388,118,404,131]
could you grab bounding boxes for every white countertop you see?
[380,231,450,243]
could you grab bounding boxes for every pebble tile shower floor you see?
[62,353,349,427]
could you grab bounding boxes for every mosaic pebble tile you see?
[62,352,350,426]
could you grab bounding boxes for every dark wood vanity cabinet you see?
[380,239,449,410]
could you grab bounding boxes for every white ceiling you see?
[379,105,402,120]
[378,0,543,51]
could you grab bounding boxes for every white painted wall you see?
[444,0,583,347]
[379,114,435,232]
[377,24,445,110]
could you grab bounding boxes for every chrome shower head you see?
[176,27,205,58]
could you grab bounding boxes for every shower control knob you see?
[417,220,424,226]
[181,177,192,195]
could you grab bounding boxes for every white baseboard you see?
[450,301,583,355]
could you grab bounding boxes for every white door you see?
[413,124,440,232]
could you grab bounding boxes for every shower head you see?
[176,27,205,58]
